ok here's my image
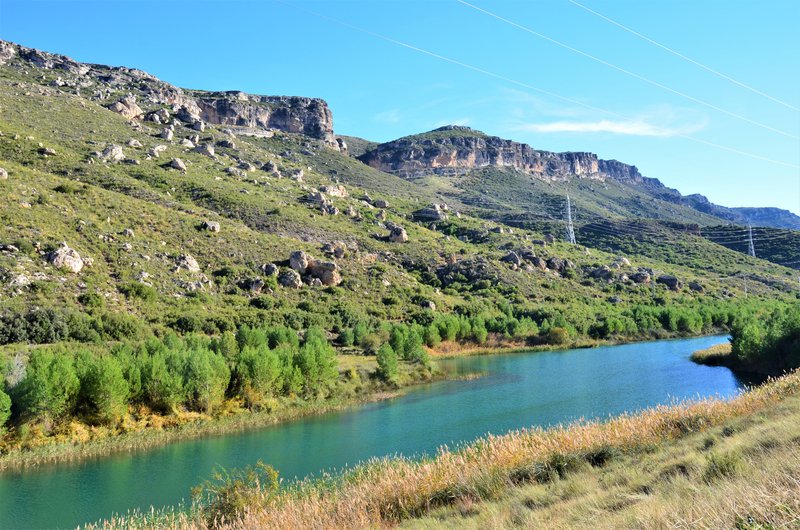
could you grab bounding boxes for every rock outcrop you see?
[359,126,632,182]
[0,39,340,150]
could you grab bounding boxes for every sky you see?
[1,0,799,213]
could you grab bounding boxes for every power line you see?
[565,194,577,244]
[567,0,800,112]
[457,0,800,140]
[275,0,799,170]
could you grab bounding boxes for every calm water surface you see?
[0,335,754,529]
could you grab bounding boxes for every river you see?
[0,335,755,529]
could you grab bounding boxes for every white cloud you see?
[375,109,401,124]
[514,117,706,137]
[433,117,471,128]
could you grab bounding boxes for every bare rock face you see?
[359,125,644,183]
[47,242,84,273]
[194,93,338,149]
[278,269,303,289]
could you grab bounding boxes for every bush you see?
[76,353,129,424]
[236,346,281,408]
[545,327,570,345]
[184,348,230,413]
[16,348,80,426]
[376,343,399,383]
[119,282,157,302]
[703,451,743,483]
[193,461,279,527]
[0,388,10,432]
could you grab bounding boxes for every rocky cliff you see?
[0,40,338,148]
[359,126,641,182]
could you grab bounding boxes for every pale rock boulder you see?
[100,144,125,163]
[320,184,348,198]
[194,143,215,157]
[175,253,200,272]
[278,269,303,289]
[47,242,84,273]
[289,250,310,273]
[107,95,143,120]
[169,158,186,171]
[201,220,221,232]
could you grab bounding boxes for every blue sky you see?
[1,0,799,213]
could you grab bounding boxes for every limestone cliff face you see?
[0,40,338,148]
[359,126,638,182]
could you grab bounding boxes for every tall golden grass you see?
[97,370,800,529]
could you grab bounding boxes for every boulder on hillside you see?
[149,145,167,158]
[107,95,142,120]
[413,203,448,222]
[100,144,125,163]
[127,139,143,148]
[305,191,338,215]
[688,281,705,293]
[201,220,220,232]
[500,251,522,267]
[656,275,682,291]
[373,199,389,209]
[278,269,303,289]
[306,260,342,286]
[47,242,84,273]
[38,147,56,156]
[175,253,200,273]
[169,158,186,171]
[322,241,347,259]
[590,265,615,281]
[531,256,547,270]
[160,128,174,140]
[260,263,279,276]
[630,271,651,284]
[216,139,236,149]
[388,224,408,243]
[320,184,348,198]
[0,168,7,180]
[194,143,215,157]
[421,300,436,311]
[289,250,310,273]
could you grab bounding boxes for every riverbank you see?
[95,368,800,529]
[0,358,441,473]
[430,330,726,360]
[0,332,730,473]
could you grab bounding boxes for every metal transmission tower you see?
[565,195,576,244]
[747,224,756,257]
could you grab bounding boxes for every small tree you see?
[376,343,398,383]
[0,388,11,433]
[184,348,230,414]
[236,346,281,408]
[77,353,129,424]
[17,348,80,427]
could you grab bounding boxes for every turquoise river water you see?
[0,335,757,529]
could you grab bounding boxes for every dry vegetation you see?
[93,370,800,529]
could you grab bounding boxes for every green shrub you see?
[0,388,11,433]
[192,461,279,527]
[76,353,129,424]
[16,348,80,426]
[376,343,398,383]
[184,348,230,413]
[119,282,157,302]
[703,451,743,483]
